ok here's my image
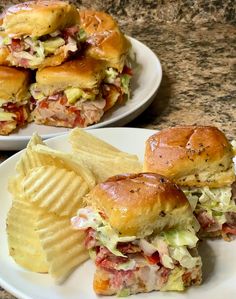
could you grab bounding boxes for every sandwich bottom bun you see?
[93,263,202,295]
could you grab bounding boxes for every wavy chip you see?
[6,200,49,273]
[8,174,25,201]
[36,212,89,283]
[16,133,56,176]
[70,129,138,160]
[33,144,96,190]
[71,150,142,183]
[69,128,120,153]
[23,165,88,216]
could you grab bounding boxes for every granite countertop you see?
[0,0,236,298]
[126,21,236,140]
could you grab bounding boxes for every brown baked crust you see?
[85,30,131,72]
[144,126,235,188]
[79,10,118,34]
[0,66,30,102]
[85,173,193,237]
[1,1,80,37]
[35,56,106,94]
[79,10,131,71]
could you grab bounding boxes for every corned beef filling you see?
[85,228,174,291]
[3,25,82,68]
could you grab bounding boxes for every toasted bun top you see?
[2,1,80,37]
[79,10,118,34]
[0,66,30,102]
[85,173,193,237]
[79,10,130,71]
[144,126,235,188]
[36,56,106,94]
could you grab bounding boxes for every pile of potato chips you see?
[7,128,142,282]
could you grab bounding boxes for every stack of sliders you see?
[144,126,236,239]
[0,1,82,69]
[30,10,132,127]
[80,10,133,110]
[0,66,30,135]
[0,1,132,134]
[72,173,202,296]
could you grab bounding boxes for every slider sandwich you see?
[144,126,236,239]
[0,66,31,135]
[72,173,202,296]
[30,56,108,127]
[80,10,133,110]
[0,1,84,69]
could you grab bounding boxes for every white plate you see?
[0,37,162,150]
[0,127,236,299]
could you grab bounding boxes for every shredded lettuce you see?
[72,208,200,269]
[185,186,236,214]
[2,36,11,45]
[169,246,201,269]
[182,189,199,211]
[72,208,136,257]
[97,225,136,257]
[121,74,131,98]
[77,28,87,42]
[104,68,119,84]
[163,229,198,249]
[151,229,200,270]
[12,49,45,67]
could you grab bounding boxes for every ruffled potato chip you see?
[23,165,88,216]
[36,212,89,283]
[7,200,49,273]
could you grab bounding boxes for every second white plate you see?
[0,37,162,150]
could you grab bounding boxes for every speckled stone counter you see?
[126,22,236,140]
[0,1,236,298]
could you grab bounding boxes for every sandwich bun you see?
[79,10,119,34]
[2,1,80,37]
[0,66,30,102]
[79,10,130,72]
[85,30,131,72]
[35,56,106,94]
[144,126,235,188]
[85,173,193,238]
[0,46,10,66]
